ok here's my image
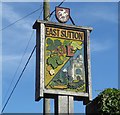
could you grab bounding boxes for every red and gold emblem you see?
[55,7,70,23]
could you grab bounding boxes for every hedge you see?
[98,88,120,114]
[86,88,120,114]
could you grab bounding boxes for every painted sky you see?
[1,1,118,113]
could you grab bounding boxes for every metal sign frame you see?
[33,20,93,104]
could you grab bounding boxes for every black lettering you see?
[61,30,66,38]
[52,29,57,36]
[71,32,75,39]
[78,33,81,40]
[67,31,71,39]
[57,29,60,37]
[49,28,53,36]
[77,32,83,41]
[75,32,78,39]
[46,28,50,36]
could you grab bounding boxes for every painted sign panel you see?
[45,27,86,92]
[33,20,93,102]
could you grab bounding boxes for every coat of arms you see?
[55,7,70,23]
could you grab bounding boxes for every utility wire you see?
[70,16,75,25]
[1,45,36,113]
[2,6,43,106]
[38,7,43,19]
[69,14,83,40]
[37,3,43,19]
[1,0,65,113]
[2,30,34,105]
[0,5,42,31]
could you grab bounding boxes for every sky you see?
[0,1,118,113]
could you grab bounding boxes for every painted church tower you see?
[68,54,85,82]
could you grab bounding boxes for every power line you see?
[2,30,34,105]
[2,6,43,106]
[1,0,66,113]
[0,5,42,31]
[70,16,75,25]
[38,3,43,19]
[1,0,65,31]
[1,45,36,113]
[69,15,83,39]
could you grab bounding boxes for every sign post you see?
[54,95,74,114]
[33,20,93,113]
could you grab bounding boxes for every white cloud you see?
[92,10,118,24]
[1,53,30,62]
[2,3,32,31]
[91,39,113,52]
[0,53,31,66]
[2,55,22,61]
[2,3,36,60]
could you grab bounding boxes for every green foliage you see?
[57,59,63,65]
[47,57,58,69]
[47,55,63,69]
[71,41,82,50]
[97,88,120,114]
[47,45,55,51]
[46,38,55,51]
[50,71,68,87]
[47,38,53,44]
[63,40,70,47]
[46,38,61,51]
[46,38,64,69]
[54,39,62,46]
[53,55,63,65]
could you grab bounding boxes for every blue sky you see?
[1,1,118,113]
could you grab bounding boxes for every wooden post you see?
[43,0,50,114]
[43,0,50,21]
[55,95,74,114]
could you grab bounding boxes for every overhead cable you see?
[0,5,42,31]
[1,45,36,113]
[1,0,66,113]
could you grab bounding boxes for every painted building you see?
[67,54,85,82]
